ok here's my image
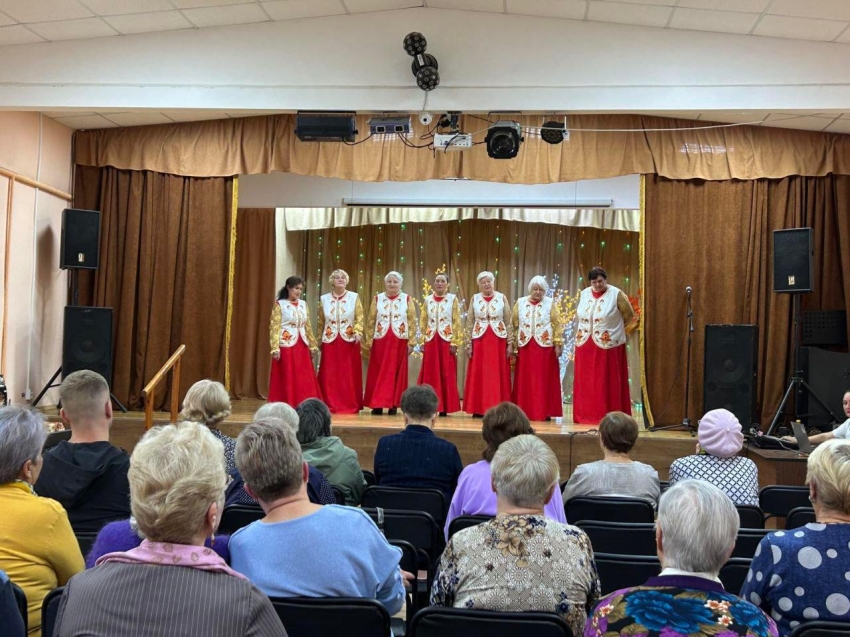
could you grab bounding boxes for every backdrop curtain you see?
[74,165,234,409]
[643,174,850,427]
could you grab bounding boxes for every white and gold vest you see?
[373,292,410,340]
[516,296,555,348]
[320,291,359,343]
[575,285,627,349]
[470,293,508,340]
[278,299,309,348]
[424,293,457,343]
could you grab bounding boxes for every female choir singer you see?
[511,276,563,421]
[418,271,462,416]
[268,276,322,405]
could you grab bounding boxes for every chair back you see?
[659,480,670,492]
[11,581,27,633]
[362,469,376,487]
[41,586,64,637]
[565,496,655,525]
[408,607,573,637]
[388,539,420,618]
[447,515,492,540]
[759,486,811,520]
[735,505,765,529]
[270,597,391,637]
[574,521,657,556]
[362,486,447,527]
[732,529,771,559]
[331,485,346,505]
[786,507,817,529]
[75,532,98,558]
[363,508,445,566]
[218,504,264,534]
[789,620,850,637]
[593,553,661,595]
[718,558,752,595]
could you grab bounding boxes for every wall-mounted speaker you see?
[60,208,100,270]
[773,228,813,293]
[703,324,758,427]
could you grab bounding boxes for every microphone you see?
[686,286,692,295]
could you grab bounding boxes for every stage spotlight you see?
[412,53,440,91]
[541,120,567,145]
[403,32,427,56]
[485,121,524,159]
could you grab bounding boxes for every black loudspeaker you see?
[60,208,100,270]
[797,347,850,430]
[62,307,113,382]
[703,324,758,427]
[773,228,813,293]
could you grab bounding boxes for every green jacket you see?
[301,436,366,506]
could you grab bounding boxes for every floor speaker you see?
[60,208,100,270]
[703,324,758,426]
[63,306,113,382]
[773,228,813,293]
[797,346,850,430]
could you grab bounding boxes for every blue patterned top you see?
[669,454,759,506]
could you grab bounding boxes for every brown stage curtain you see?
[229,208,276,399]
[74,166,234,409]
[644,175,850,427]
[74,114,850,183]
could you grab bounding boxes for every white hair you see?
[527,275,549,294]
[254,402,299,433]
[491,434,559,508]
[477,271,495,284]
[657,479,738,575]
[384,271,403,285]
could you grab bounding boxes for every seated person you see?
[373,384,463,503]
[229,418,408,614]
[181,379,237,473]
[668,408,759,506]
[0,569,25,637]
[742,439,850,637]
[586,479,777,637]
[431,434,600,637]
[54,422,285,636]
[35,370,131,534]
[562,411,660,507]
[296,398,366,505]
[784,388,850,445]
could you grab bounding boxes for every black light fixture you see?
[541,120,567,145]
[295,111,357,142]
[485,121,524,159]
[404,32,440,92]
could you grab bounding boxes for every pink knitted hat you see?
[698,409,744,458]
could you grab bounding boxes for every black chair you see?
[732,528,771,559]
[789,620,850,636]
[389,538,421,623]
[11,581,27,633]
[270,597,391,637]
[43,429,71,451]
[363,507,445,573]
[331,485,346,505]
[575,521,657,556]
[41,586,64,637]
[362,486,447,528]
[593,553,661,594]
[718,558,752,595]
[736,505,765,529]
[75,532,98,558]
[759,486,811,522]
[446,515,492,540]
[786,507,817,529]
[565,496,655,525]
[218,504,264,534]
[362,469,376,487]
[408,607,573,637]
[659,480,670,492]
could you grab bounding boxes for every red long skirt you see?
[463,328,511,415]
[512,340,563,421]
[268,340,323,406]
[317,338,363,414]
[417,337,461,413]
[363,334,409,409]
[573,341,631,424]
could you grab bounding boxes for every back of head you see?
[236,418,303,503]
[295,398,332,445]
[401,385,439,422]
[180,379,232,429]
[129,421,225,544]
[491,434,559,509]
[481,402,532,462]
[59,370,110,426]
[697,409,743,458]
[254,402,299,433]
[657,479,738,575]
[807,439,850,515]
[599,411,638,454]
[0,406,46,483]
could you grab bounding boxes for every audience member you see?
[373,385,463,502]
[0,568,25,637]
[229,418,408,613]
[296,398,366,505]
[0,406,84,636]
[562,411,660,507]
[668,408,758,506]
[180,379,236,473]
[432,435,599,635]
[585,480,777,637]
[445,402,565,536]
[742,439,850,636]
[54,422,285,636]
[34,370,131,533]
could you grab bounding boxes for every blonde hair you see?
[59,370,110,423]
[328,269,350,286]
[807,439,850,515]
[130,421,225,544]
[180,380,231,429]
[491,434,559,508]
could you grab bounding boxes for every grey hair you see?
[400,385,439,421]
[295,398,332,444]
[59,370,110,423]
[527,275,549,294]
[236,418,304,502]
[491,434,560,509]
[657,479,738,575]
[384,271,403,285]
[0,406,47,483]
[477,271,495,284]
[254,402,299,433]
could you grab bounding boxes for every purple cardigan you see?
[86,520,230,568]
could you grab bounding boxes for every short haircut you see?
[236,418,304,502]
[657,479,738,575]
[329,269,350,285]
[384,271,403,285]
[476,271,495,285]
[401,385,439,421]
[481,402,533,462]
[59,370,110,424]
[295,398,332,444]
[130,421,226,544]
[527,275,549,294]
[0,406,46,483]
[599,411,638,454]
[180,379,231,429]
[807,439,850,515]
[588,266,607,281]
[491,435,560,509]
[254,402,299,433]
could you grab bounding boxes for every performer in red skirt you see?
[573,266,637,424]
[511,275,563,421]
[463,271,513,417]
[317,269,365,414]
[417,270,462,416]
[268,276,323,405]
[363,271,416,415]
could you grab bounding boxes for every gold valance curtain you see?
[74,114,850,182]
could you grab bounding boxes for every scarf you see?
[96,538,246,580]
